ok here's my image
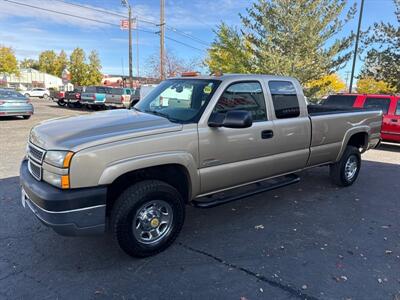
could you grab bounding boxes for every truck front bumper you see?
[20,160,107,236]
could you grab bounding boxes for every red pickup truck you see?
[323,94,400,143]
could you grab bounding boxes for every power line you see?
[2,0,156,35]
[53,0,210,46]
[164,35,205,52]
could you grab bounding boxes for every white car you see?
[24,88,50,99]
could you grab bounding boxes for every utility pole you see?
[136,19,139,78]
[160,0,165,80]
[349,0,365,93]
[128,5,133,88]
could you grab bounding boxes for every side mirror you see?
[208,110,253,129]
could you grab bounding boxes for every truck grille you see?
[27,143,46,181]
[28,160,42,180]
[28,144,45,163]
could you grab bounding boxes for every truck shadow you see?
[0,158,399,273]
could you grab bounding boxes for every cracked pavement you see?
[1,100,400,299]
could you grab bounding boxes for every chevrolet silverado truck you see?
[20,74,382,257]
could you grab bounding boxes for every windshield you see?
[0,90,26,100]
[135,79,221,123]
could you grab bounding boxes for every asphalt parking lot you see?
[0,99,399,300]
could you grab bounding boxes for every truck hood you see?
[30,109,183,151]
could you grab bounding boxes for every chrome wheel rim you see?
[345,155,358,181]
[133,200,173,245]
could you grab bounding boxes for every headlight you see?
[43,170,70,189]
[44,151,74,168]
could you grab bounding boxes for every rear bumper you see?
[0,105,33,116]
[20,160,107,236]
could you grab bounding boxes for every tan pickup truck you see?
[20,74,382,257]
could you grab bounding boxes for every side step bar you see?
[192,174,300,208]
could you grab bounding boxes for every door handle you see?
[261,130,274,139]
[391,119,398,122]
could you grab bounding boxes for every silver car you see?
[0,89,34,119]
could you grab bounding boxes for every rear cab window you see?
[268,81,300,119]
[322,95,357,107]
[363,97,391,114]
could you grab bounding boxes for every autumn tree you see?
[69,48,88,86]
[86,50,103,85]
[356,77,396,94]
[304,74,346,100]
[55,50,68,77]
[20,58,39,70]
[361,0,399,92]
[38,50,57,75]
[0,46,19,75]
[206,0,356,93]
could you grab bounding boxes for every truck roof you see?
[171,73,298,82]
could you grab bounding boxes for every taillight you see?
[92,95,96,100]
[60,92,65,97]
[75,93,80,99]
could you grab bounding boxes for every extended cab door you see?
[198,80,278,194]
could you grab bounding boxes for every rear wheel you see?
[330,146,361,186]
[57,99,66,106]
[111,180,185,257]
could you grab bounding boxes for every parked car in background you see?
[0,89,33,119]
[81,86,111,109]
[24,88,50,99]
[50,88,65,106]
[63,87,85,108]
[105,87,133,108]
[322,94,400,143]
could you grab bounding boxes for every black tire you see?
[57,99,66,106]
[74,102,82,108]
[330,146,361,187]
[111,180,185,258]
[67,101,75,108]
[22,115,31,120]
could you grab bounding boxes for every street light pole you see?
[128,5,133,88]
[349,0,365,93]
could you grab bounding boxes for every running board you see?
[192,174,300,208]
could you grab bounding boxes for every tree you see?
[304,74,346,100]
[55,50,68,77]
[69,48,88,86]
[146,50,200,78]
[206,0,356,86]
[356,77,396,94]
[86,50,103,85]
[361,0,399,92]
[38,50,57,75]
[0,46,19,75]
[20,58,39,70]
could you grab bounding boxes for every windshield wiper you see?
[144,110,180,123]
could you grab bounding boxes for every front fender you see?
[98,151,200,197]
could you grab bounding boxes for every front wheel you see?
[57,99,66,106]
[330,146,361,187]
[111,180,185,257]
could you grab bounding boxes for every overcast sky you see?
[0,0,397,79]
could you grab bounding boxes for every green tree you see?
[0,46,19,75]
[206,0,356,87]
[361,0,399,92]
[305,74,346,100]
[55,50,68,77]
[69,48,88,86]
[20,58,39,70]
[86,50,103,85]
[38,50,58,75]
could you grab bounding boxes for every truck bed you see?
[307,104,376,116]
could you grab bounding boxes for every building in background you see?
[0,68,70,90]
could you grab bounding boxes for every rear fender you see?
[335,127,369,162]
